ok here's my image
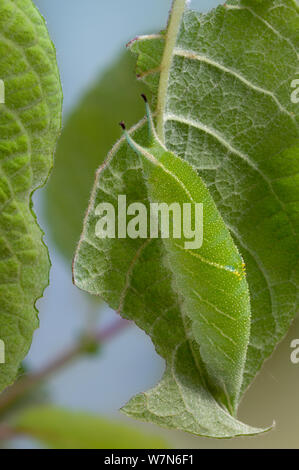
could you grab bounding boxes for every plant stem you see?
[156,0,187,141]
[0,318,130,416]
[0,424,16,441]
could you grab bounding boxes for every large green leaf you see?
[73,0,298,437]
[14,406,168,449]
[131,0,299,393]
[45,52,146,262]
[0,0,62,392]
[73,118,267,439]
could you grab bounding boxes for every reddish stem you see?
[0,318,130,416]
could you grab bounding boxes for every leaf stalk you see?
[156,0,188,141]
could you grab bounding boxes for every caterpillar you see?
[120,96,251,413]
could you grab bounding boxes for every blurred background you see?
[9,0,299,449]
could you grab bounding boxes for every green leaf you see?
[132,0,299,394]
[128,33,165,109]
[14,406,168,449]
[0,0,62,392]
[45,51,147,262]
[73,0,298,437]
[73,119,268,439]
[131,0,299,407]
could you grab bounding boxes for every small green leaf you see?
[0,0,62,392]
[45,51,147,262]
[129,33,165,108]
[14,406,168,449]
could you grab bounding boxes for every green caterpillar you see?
[121,96,251,414]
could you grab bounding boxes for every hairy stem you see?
[156,0,187,141]
[0,318,130,417]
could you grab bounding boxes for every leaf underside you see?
[73,0,299,438]
[0,0,62,392]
